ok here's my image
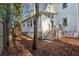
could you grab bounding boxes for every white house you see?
[44,3,79,38]
[52,3,79,38]
[21,12,57,40]
[21,3,79,39]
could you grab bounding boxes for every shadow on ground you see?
[1,36,79,56]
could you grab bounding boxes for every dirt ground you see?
[1,36,79,56]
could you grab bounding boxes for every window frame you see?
[30,20,32,27]
[27,20,29,27]
[63,18,67,26]
[23,22,25,27]
[62,3,67,9]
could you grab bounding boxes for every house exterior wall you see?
[21,14,53,39]
[21,3,79,39]
[53,3,78,37]
[23,18,34,33]
[41,14,53,39]
[77,4,79,37]
[45,3,59,13]
[41,14,52,33]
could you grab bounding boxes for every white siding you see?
[55,3,77,36]
[21,3,79,39]
[21,14,53,39]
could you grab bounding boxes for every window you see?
[30,20,32,27]
[23,22,25,27]
[51,20,53,28]
[62,3,67,9]
[27,20,29,27]
[51,16,53,18]
[63,18,67,26]
[27,20,33,27]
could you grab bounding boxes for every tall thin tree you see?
[32,3,39,50]
[0,3,22,50]
[0,4,11,50]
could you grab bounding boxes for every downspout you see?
[77,4,79,38]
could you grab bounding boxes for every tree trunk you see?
[32,3,39,50]
[5,21,9,50]
[3,21,9,50]
[3,23,6,50]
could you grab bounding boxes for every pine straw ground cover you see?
[1,36,79,56]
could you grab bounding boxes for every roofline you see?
[21,12,58,23]
[21,13,36,23]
